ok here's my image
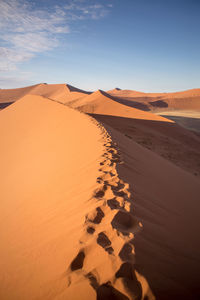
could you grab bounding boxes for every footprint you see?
[97,232,111,247]
[107,198,121,210]
[105,246,114,254]
[111,211,139,234]
[119,243,135,262]
[115,190,127,197]
[111,182,125,192]
[87,207,105,224]
[85,272,99,290]
[87,226,95,234]
[70,251,85,271]
[97,283,129,300]
[95,189,105,198]
[115,263,142,300]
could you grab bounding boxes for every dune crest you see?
[107,88,200,112]
[70,89,173,122]
[0,84,200,299]
[0,95,104,299]
[0,94,154,299]
[0,83,91,107]
[66,119,155,299]
[30,83,91,104]
[0,83,40,104]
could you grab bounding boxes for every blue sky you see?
[0,0,199,92]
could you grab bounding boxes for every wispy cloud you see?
[0,0,113,71]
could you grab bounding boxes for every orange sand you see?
[108,88,200,112]
[0,85,200,300]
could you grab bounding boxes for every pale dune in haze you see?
[0,84,200,300]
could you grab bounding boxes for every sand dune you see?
[70,88,200,176]
[0,95,104,299]
[29,83,91,104]
[98,123,200,300]
[0,84,40,106]
[107,88,200,112]
[0,83,91,108]
[0,84,200,299]
[93,113,200,177]
[70,89,173,122]
[1,84,199,112]
[108,88,200,99]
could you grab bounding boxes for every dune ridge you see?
[65,118,155,299]
[1,83,199,113]
[108,88,200,98]
[0,94,154,299]
[0,83,91,107]
[107,88,200,112]
[29,83,91,104]
[0,83,40,104]
[0,95,104,299]
[0,84,200,299]
[70,89,173,122]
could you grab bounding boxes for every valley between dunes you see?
[0,84,200,300]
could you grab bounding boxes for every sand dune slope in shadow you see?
[91,114,200,177]
[97,120,200,300]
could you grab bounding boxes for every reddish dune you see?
[0,95,104,299]
[0,84,40,105]
[71,89,200,175]
[71,89,173,122]
[0,84,200,300]
[0,83,91,108]
[107,88,200,112]
[29,83,91,104]
[108,88,200,99]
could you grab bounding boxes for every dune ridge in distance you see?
[0,84,200,299]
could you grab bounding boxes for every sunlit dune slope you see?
[0,83,91,108]
[0,84,200,300]
[0,95,104,299]
[71,89,173,122]
[0,84,40,104]
[30,83,91,104]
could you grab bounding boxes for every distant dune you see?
[69,89,173,122]
[0,84,200,299]
[0,84,40,106]
[107,88,200,112]
[0,83,91,108]
[29,83,91,104]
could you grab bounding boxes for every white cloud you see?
[63,1,109,20]
[0,0,113,71]
[0,47,33,71]
[7,33,58,53]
